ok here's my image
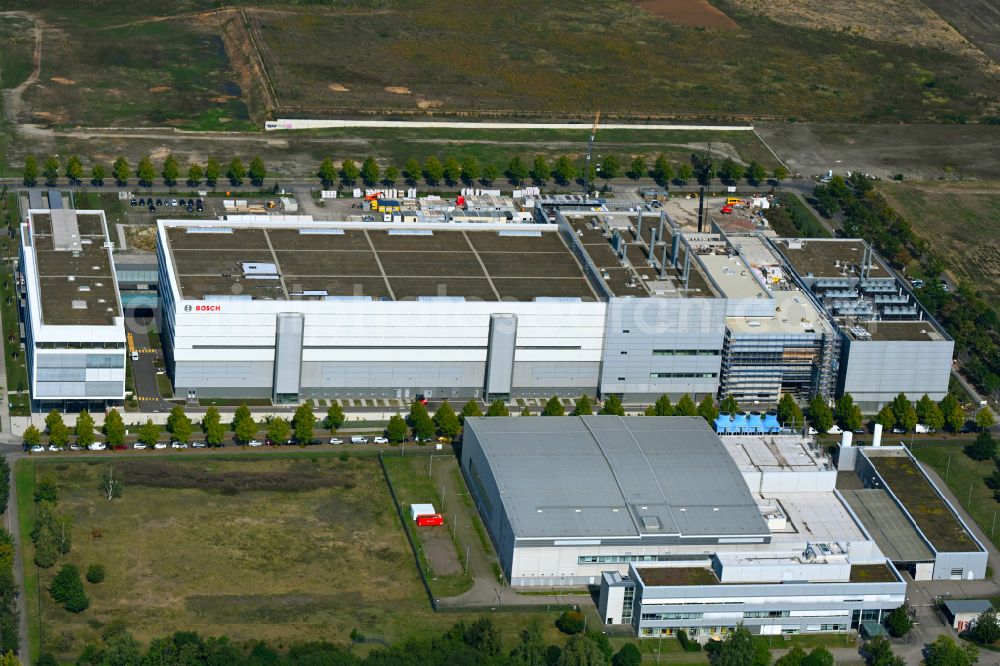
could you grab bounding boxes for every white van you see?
[131,351,139,361]
[351,436,368,444]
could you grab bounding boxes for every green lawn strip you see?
[14,460,40,662]
[451,466,495,562]
[913,446,1000,550]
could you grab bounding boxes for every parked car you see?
[247,440,263,447]
[148,204,155,212]
[153,442,167,450]
[30,445,45,453]
[171,441,188,449]
[171,198,178,206]
[373,436,389,444]
[69,444,82,451]
[826,425,843,435]
[133,442,147,450]
[892,428,905,434]
[138,198,146,206]
[350,436,367,444]
[88,443,106,451]
[329,437,343,445]
[807,427,818,435]
[130,199,138,206]
[192,441,207,448]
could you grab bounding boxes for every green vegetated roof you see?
[636,567,720,586]
[849,563,897,583]
[870,454,978,553]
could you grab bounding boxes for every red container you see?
[416,514,444,526]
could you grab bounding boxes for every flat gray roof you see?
[465,416,769,540]
[839,488,933,563]
[162,224,598,302]
[944,600,992,615]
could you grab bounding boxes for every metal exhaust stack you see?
[697,186,706,233]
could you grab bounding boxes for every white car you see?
[329,437,343,445]
[826,425,843,435]
[69,444,82,451]
[133,442,147,450]
[171,441,188,449]
[372,436,389,444]
[807,427,818,435]
[247,440,263,447]
[192,441,207,448]
[88,443,106,451]
[29,445,45,453]
[153,442,167,450]
[48,444,61,452]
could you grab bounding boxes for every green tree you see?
[404,157,422,185]
[968,430,996,461]
[162,154,179,186]
[23,155,38,186]
[266,416,290,444]
[34,475,57,503]
[890,393,917,432]
[652,154,673,185]
[572,395,594,416]
[600,395,626,416]
[231,404,257,443]
[423,156,444,185]
[408,401,435,441]
[653,395,674,416]
[531,155,551,184]
[612,643,641,666]
[460,157,481,185]
[807,395,834,433]
[675,394,697,417]
[101,409,126,449]
[49,564,89,613]
[719,158,743,184]
[875,405,896,430]
[43,156,60,186]
[507,156,528,186]
[248,156,266,187]
[318,158,337,187]
[75,410,95,448]
[697,395,718,423]
[778,393,804,429]
[863,635,904,666]
[627,155,646,181]
[520,406,533,417]
[137,419,160,447]
[834,393,863,432]
[85,564,105,584]
[555,610,585,635]
[386,414,407,443]
[558,633,607,666]
[361,156,380,186]
[46,410,69,448]
[706,624,768,666]
[884,605,913,638]
[383,165,400,186]
[775,646,805,666]
[676,163,694,184]
[112,156,130,186]
[205,157,220,187]
[978,407,995,431]
[719,395,739,414]
[326,402,346,432]
[599,154,619,181]
[443,157,461,185]
[946,404,966,433]
[460,399,482,424]
[187,163,203,187]
[227,157,246,186]
[137,156,155,187]
[924,635,977,666]
[801,648,834,666]
[65,155,84,185]
[201,406,225,447]
[973,607,1000,644]
[486,399,509,417]
[918,394,945,431]
[166,405,192,444]
[23,424,42,449]
[554,156,576,185]
[482,163,500,186]
[292,403,316,443]
[90,163,106,187]
[510,624,548,666]
[773,165,790,182]
[433,400,461,439]
[542,396,565,417]
[746,161,767,185]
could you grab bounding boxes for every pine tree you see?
[460,399,482,423]
[434,400,461,439]
[542,396,565,416]
[571,395,594,416]
[675,394,697,417]
[600,395,626,416]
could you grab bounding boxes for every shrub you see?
[677,629,701,652]
[49,564,89,613]
[86,564,105,584]
[555,610,585,635]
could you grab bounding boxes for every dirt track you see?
[0,11,43,125]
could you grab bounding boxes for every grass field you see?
[879,181,1000,303]
[913,446,1000,550]
[17,453,573,661]
[0,15,35,89]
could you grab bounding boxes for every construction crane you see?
[583,111,601,195]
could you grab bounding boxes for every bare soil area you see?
[636,0,738,29]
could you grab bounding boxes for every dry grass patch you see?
[637,0,738,29]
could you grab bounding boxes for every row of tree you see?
[0,454,17,655]
[62,617,643,666]
[804,391,991,435]
[22,155,266,188]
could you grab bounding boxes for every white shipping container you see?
[321,190,337,199]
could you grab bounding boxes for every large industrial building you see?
[18,202,127,409]
[460,415,907,638]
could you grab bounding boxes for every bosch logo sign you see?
[185,304,221,312]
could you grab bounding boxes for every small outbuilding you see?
[942,600,992,632]
[409,503,436,521]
